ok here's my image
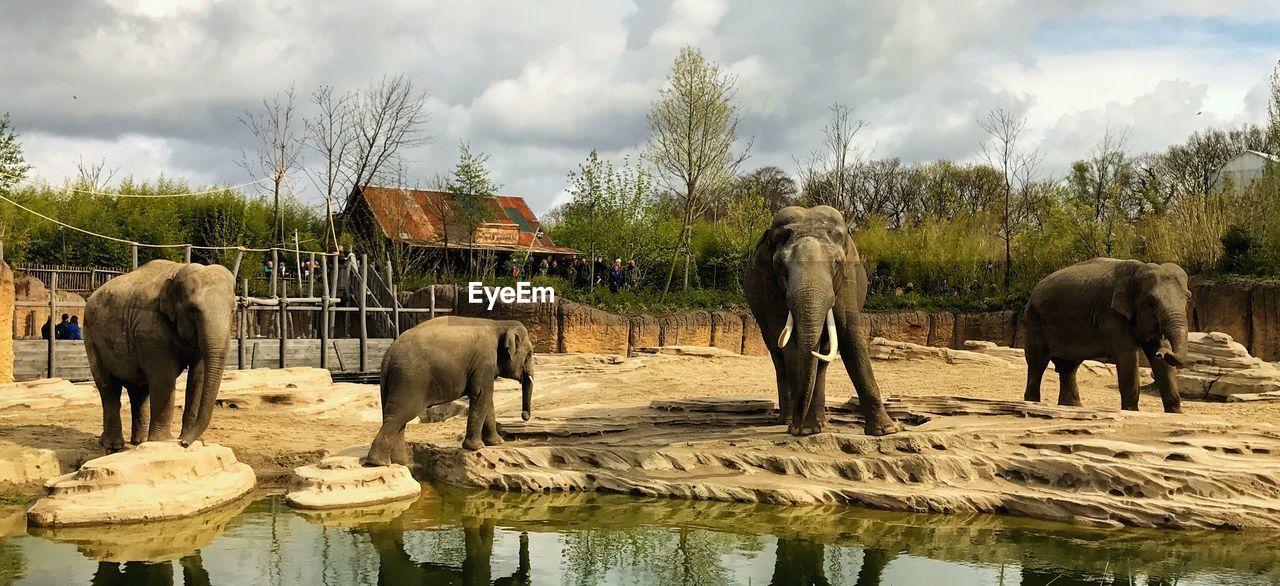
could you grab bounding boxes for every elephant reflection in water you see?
[769,538,894,586]
[368,518,531,586]
[90,552,210,586]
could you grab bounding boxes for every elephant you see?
[744,205,900,437]
[84,260,236,452]
[1022,257,1190,413]
[365,316,534,466]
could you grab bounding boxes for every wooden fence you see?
[14,264,125,294]
[13,253,449,381]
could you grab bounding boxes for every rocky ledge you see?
[414,396,1280,531]
[285,446,421,510]
[26,441,256,527]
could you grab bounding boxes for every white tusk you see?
[811,309,839,362]
[777,312,793,348]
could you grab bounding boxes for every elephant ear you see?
[158,276,181,322]
[502,325,522,358]
[1111,274,1136,322]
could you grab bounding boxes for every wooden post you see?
[47,273,57,379]
[239,280,248,370]
[330,253,339,336]
[320,256,330,370]
[183,245,192,263]
[294,230,303,288]
[358,254,368,372]
[270,248,279,298]
[278,293,288,369]
[387,259,400,337]
[308,252,316,299]
[429,285,436,320]
[232,248,244,279]
[131,243,139,270]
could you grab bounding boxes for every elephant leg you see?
[839,326,900,436]
[125,385,151,446]
[1053,359,1082,407]
[366,386,423,467]
[482,397,503,447]
[147,370,178,442]
[768,349,790,424]
[462,378,492,451]
[1116,351,1141,411]
[1144,347,1182,414]
[1023,340,1050,403]
[97,378,126,452]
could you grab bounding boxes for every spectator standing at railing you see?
[63,316,82,340]
[54,314,69,340]
[263,259,273,281]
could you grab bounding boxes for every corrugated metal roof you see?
[357,186,576,254]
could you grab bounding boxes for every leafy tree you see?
[443,141,499,275]
[736,166,797,213]
[0,113,31,193]
[646,46,749,299]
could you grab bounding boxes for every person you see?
[904,282,915,295]
[549,258,559,277]
[625,259,640,290]
[263,259,273,280]
[538,257,550,277]
[594,256,607,287]
[63,315,82,341]
[54,313,70,340]
[40,316,52,340]
[565,259,578,286]
[940,279,951,295]
[608,259,625,293]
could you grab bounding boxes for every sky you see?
[4,0,1280,215]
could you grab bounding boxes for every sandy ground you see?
[3,348,1280,490]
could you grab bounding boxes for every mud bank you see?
[414,396,1280,531]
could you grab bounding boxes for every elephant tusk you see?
[811,309,839,362]
[777,312,793,348]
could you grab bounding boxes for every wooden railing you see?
[14,264,125,294]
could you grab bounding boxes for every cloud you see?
[3,0,1280,216]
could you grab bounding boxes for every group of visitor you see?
[504,255,642,293]
[41,313,82,340]
[263,258,324,281]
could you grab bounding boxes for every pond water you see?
[1,484,1276,585]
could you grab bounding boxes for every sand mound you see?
[0,378,96,411]
[417,395,1280,530]
[285,445,420,510]
[27,441,256,527]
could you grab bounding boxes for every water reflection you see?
[5,485,1278,585]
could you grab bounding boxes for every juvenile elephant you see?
[1023,258,1191,413]
[84,260,236,451]
[365,316,534,466]
[744,205,899,437]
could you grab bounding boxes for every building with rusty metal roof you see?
[345,185,577,255]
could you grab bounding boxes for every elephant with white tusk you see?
[1023,257,1191,413]
[85,260,236,452]
[745,205,900,437]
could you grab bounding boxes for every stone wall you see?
[0,262,13,383]
[1189,276,1280,362]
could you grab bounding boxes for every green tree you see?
[443,141,499,275]
[646,46,749,299]
[1268,59,1280,155]
[0,113,32,193]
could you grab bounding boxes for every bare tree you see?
[74,156,118,192]
[1069,125,1134,256]
[305,85,358,249]
[645,46,750,299]
[978,107,1042,289]
[795,103,867,220]
[240,87,304,246]
[338,75,431,220]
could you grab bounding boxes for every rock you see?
[558,301,629,355]
[420,399,468,423]
[953,311,1018,347]
[650,397,775,414]
[28,496,252,562]
[628,315,661,353]
[27,441,256,527]
[659,311,712,347]
[870,338,1014,369]
[0,262,12,384]
[740,314,770,356]
[0,440,63,484]
[863,311,930,346]
[285,446,420,510]
[1178,331,1280,400]
[710,312,743,354]
[0,378,96,411]
[1191,277,1255,349]
[1251,281,1280,361]
[178,367,377,418]
[927,312,955,348]
[292,497,417,527]
[634,346,740,358]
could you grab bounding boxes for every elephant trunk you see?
[179,328,229,446]
[520,373,533,421]
[1157,308,1189,368]
[789,282,834,423]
